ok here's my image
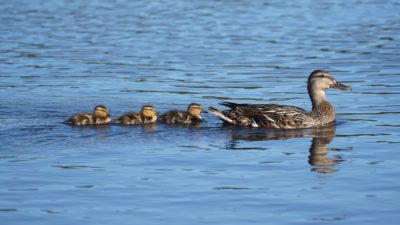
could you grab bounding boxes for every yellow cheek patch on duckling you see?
[95,109,108,118]
[142,107,156,118]
[189,106,202,117]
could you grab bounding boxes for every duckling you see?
[158,103,205,124]
[66,105,112,126]
[115,105,157,125]
[208,70,351,129]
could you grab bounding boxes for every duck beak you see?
[331,80,351,91]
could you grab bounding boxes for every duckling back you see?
[116,112,143,125]
[158,110,193,124]
[116,112,157,125]
[66,112,112,126]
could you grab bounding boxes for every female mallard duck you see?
[208,70,351,129]
[115,105,157,125]
[66,105,112,126]
[158,103,205,124]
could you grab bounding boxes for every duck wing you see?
[219,101,312,129]
[208,106,256,126]
[158,110,190,124]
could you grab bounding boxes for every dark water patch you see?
[0,209,17,212]
[8,158,44,163]
[367,73,400,77]
[368,160,385,165]
[51,165,103,170]
[336,133,391,137]
[0,156,16,159]
[214,187,250,190]
[341,112,400,115]
[259,161,282,164]
[222,64,300,70]
[202,96,265,101]
[266,97,305,102]
[312,216,347,222]
[368,84,400,87]
[330,147,353,152]
[120,89,204,95]
[42,209,63,214]
[344,118,378,122]
[174,85,263,90]
[178,145,210,151]
[8,188,38,191]
[373,141,400,144]
[360,92,400,95]
[359,105,400,109]
[76,185,95,188]
[378,124,400,127]
[225,145,269,151]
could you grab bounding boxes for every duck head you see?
[94,105,109,118]
[308,70,351,91]
[307,70,351,108]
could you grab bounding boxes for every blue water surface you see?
[1,0,400,224]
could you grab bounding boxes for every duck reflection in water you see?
[227,124,349,173]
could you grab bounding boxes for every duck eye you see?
[315,74,329,79]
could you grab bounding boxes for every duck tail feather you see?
[208,107,234,124]
[219,101,240,109]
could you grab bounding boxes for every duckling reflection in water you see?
[66,105,112,126]
[115,105,157,125]
[158,103,206,124]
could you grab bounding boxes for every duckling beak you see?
[201,110,208,114]
[331,80,351,91]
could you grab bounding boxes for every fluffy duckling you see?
[66,105,112,126]
[158,103,205,124]
[116,105,157,125]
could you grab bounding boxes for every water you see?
[1,0,400,224]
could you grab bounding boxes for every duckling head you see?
[308,70,351,92]
[141,105,157,119]
[188,103,203,119]
[94,105,109,118]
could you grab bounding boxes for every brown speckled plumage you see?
[115,105,157,125]
[66,105,112,126]
[158,103,204,124]
[208,70,351,129]
[116,112,156,124]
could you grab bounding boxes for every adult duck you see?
[208,70,351,129]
